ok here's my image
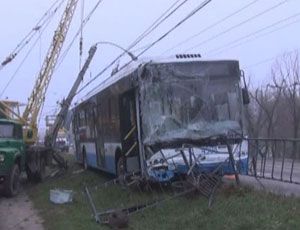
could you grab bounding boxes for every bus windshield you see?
[140,61,243,147]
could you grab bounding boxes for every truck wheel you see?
[36,158,46,182]
[26,166,35,182]
[5,164,20,197]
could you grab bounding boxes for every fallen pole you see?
[84,186,100,224]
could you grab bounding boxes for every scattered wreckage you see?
[84,136,246,227]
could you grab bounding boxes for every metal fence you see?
[247,138,300,185]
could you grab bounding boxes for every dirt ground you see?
[0,178,44,230]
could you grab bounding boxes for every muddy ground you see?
[0,177,44,230]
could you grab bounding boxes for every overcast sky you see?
[0,0,299,129]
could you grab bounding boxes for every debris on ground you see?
[108,211,129,228]
[50,189,73,204]
[49,169,61,178]
[72,169,85,175]
[84,143,240,228]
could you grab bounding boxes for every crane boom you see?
[22,0,79,143]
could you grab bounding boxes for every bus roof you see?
[77,56,239,105]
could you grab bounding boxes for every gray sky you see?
[0,0,299,129]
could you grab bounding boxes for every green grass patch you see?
[27,157,300,230]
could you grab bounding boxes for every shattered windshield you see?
[0,124,14,138]
[140,61,242,147]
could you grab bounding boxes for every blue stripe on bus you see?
[175,157,248,175]
[86,152,98,168]
[86,152,117,175]
[104,155,116,174]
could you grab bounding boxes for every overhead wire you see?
[11,0,64,55]
[205,12,300,57]
[185,0,290,53]
[242,48,300,69]
[0,0,66,70]
[0,10,58,97]
[75,0,189,96]
[134,0,212,59]
[162,0,259,55]
[79,0,212,101]
[79,0,85,69]
[128,0,187,52]
[124,0,188,53]
[54,0,104,72]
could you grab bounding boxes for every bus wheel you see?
[83,152,88,170]
[5,164,20,197]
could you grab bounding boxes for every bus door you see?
[119,90,140,173]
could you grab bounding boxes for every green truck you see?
[0,118,50,197]
[0,119,25,196]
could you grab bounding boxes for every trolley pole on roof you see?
[95,41,137,61]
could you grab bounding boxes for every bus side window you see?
[79,110,87,140]
[87,107,96,139]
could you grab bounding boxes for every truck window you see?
[0,124,14,138]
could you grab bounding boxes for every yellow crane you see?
[0,0,80,187]
[22,0,79,144]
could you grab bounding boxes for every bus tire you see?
[116,157,125,178]
[5,164,20,197]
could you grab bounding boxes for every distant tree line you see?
[245,51,300,157]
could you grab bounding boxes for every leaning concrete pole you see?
[45,45,97,166]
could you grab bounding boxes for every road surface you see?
[0,177,44,230]
[248,158,300,183]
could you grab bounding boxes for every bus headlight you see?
[0,153,5,162]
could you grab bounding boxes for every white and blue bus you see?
[71,56,249,181]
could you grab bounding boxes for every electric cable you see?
[92,0,187,57]
[128,0,187,52]
[0,11,57,97]
[79,0,212,101]
[205,12,300,57]
[54,0,104,72]
[162,0,259,55]
[135,0,212,60]
[79,0,85,69]
[242,48,300,69]
[185,0,290,52]
[0,0,65,69]
[75,0,189,95]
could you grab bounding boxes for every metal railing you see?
[247,138,300,185]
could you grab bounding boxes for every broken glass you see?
[139,61,243,147]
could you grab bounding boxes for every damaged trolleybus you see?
[72,56,249,181]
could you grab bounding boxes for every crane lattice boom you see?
[22,0,79,140]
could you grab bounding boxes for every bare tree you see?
[245,87,267,138]
[272,51,300,156]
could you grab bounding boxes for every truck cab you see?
[0,119,25,196]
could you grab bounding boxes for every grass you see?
[27,156,300,230]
